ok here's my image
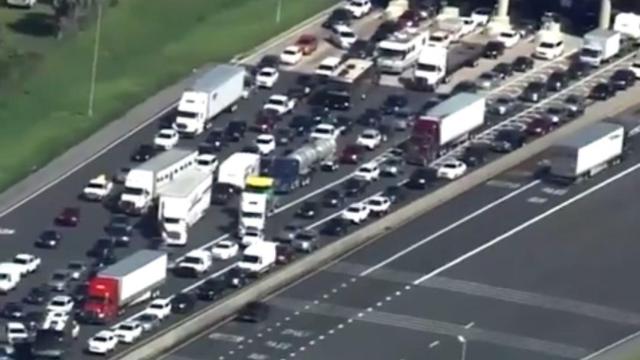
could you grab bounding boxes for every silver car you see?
[135,313,161,332]
[292,230,319,253]
[66,261,87,280]
[380,156,405,177]
[489,96,515,115]
[275,223,304,243]
[47,270,73,292]
[475,72,499,89]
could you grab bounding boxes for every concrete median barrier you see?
[111,94,640,360]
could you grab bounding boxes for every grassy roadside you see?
[0,0,336,191]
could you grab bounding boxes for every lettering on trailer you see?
[0,227,15,235]
[281,328,313,338]
[208,332,245,343]
[265,340,293,350]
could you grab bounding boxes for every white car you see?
[280,45,303,65]
[436,159,468,180]
[177,249,212,275]
[366,196,391,215]
[6,322,28,344]
[153,129,179,150]
[114,321,143,344]
[82,174,113,201]
[471,7,492,26]
[88,330,118,355]
[310,123,339,141]
[427,31,452,48]
[255,67,279,88]
[354,163,380,182]
[497,30,521,48]
[195,153,219,173]
[263,94,296,115]
[145,298,172,320]
[331,24,357,49]
[46,295,75,314]
[255,134,276,155]
[342,203,371,224]
[12,253,41,275]
[315,56,341,76]
[241,227,265,247]
[356,128,383,150]
[211,240,240,260]
[345,0,371,18]
[629,61,640,79]
[460,17,477,36]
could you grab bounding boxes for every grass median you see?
[0,0,336,191]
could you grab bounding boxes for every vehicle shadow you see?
[8,12,57,38]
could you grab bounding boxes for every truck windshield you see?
[241,255,260,264]
[123,187,144,196]
[88,295,107,304]
[0,274,8,281]
[163,217,180,225]
[272,160,297,176]
[416,63,438,72]
[176,110,197,119]
[581,48,601,58]
[377,47,407,60]
[241,212,262,219]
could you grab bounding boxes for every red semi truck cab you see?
[81,250,167,324]
[405,117,439,166]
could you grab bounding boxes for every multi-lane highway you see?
[161,112,640,360]
[1,4,640,360]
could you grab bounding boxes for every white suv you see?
[342,203,371,224]
[331,25,357,49]
[345,0,371,18]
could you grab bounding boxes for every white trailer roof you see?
[159,168,211,198]
[100,250,166,278]
[556,122,623,149]
[190,65,245,92]
[137,148,195,172]
[426,92,484,119]
[332,59,373,83]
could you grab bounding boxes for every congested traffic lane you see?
[162,129,640,360]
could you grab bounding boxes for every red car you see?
[397,10,422,29]
[55,207,80,227]
[255,110,279,133]
[525,117,554,136]
[340,144,366,164]
[295,34,318,55]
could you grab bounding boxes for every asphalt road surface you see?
[159,122,640,360]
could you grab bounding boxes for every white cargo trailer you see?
[119,148,198,215]
[419,92,486,146]
[548,122,624,183]
[579,29,621,67]
[158,169,213,246]
[217,152,261,190]
[174,65,246,136]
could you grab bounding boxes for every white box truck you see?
[217,152,261,190]
[613,12,640,42]
[158,169,213,246]
[119,148,198,215]
[413,43,482,89]
[237,241,277,275]
[173,65,246,136]
[81,250,167,323]
[0,263,22,293]
[579,29,621,67]
[548,122,624,184]
[406,93,486,166]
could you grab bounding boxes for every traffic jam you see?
[2,0,640,357]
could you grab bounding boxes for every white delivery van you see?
[237,241,277,275]
[0,263,22,293]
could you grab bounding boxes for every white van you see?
[331,25,357,49]
[237,241,277,275]
[0,263,22,293]
[315,56,342,76]
[535,34,564,60]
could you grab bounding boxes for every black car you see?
[197,278,227,301]
[343,178,368,197]
[224,120,247,142]
[546,70,568,91]
[23,310,45,331]
[1,302,24,319]
[86,237,116,258]
[461,142,490,166]
[520,81,547,102]
[563,95,586,117]
[322,190,344,208]
[310,105,334,124]
[589,82,616,101]
[295,74,323,95]
[348,39,375,59]
[255,55,280,72]
[211,183,236,205]
[237,301,270,322]
[130,144,156,162]
[275,128,293,146]
[296,201,319,219]
[311,89,352,111]
[358,108,383,127]
[370,20,402,43]
[381,94,410,116]
[511,56,534,72]
[483,40,505,59]
[225,267,249,289]
[170,293,196,314]
[276,244,296,265]
[406,168,437,190]
[23,286,51,305]
[450,80,478,95]
[35,230,62,248]
[321,217,350,236]
[491,129,526,153]
[492,62,513,79]
[289,115,316,136]
[381,185,405,204]
[71,283,88,305]
[202,128,225,151]
[566,60,590,80]
[609,69,636,90]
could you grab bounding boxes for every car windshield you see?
[52,273,66,281]
[245,231,260,238]
[13,257,29,264]
[539,42,555,49]
[182,256,202,265]
[51,300,66,307]
[358,167,373,173]
[283,49,297,56]
[443,163,458,168]
[268,98,285,106]
[314,127,332,134]
[296,233,315,241]
[368,199,383,206]
[339,30,356,38]
[259,69,275,77]
[197,159,212,166]
[500,32,515,38]
[242,255,260,264]
[216,242,233,249]
[119,324,135,331]
[256,137,272,144]
[86,183,105,189]
[158,132,172,139]
[93,336,108,342]
[241,212,262,219]
[149,303,165,310]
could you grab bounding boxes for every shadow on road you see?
[8,12,57,37]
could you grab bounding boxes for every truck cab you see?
[414,46,447,88]
[239,176,276,236]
